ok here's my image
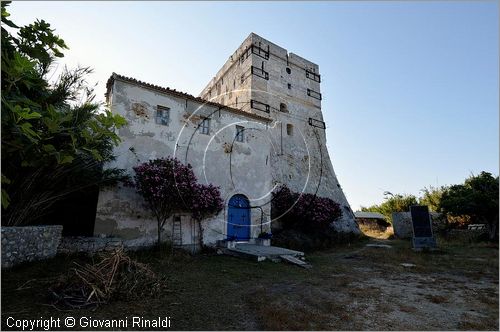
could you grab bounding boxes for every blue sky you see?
[10,1,499,210]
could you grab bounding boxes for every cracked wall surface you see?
[96,33,359,247]
[95,77,273,247]
[200,33,360,234]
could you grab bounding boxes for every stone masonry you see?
[95,33,360,248]
[200,33,359,233]
[1,225,63,268]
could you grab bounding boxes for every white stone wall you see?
[198,33,359,234]
[95,77,273,247]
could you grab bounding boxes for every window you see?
[307,88,322,100]
[279,103,288,113]
[306,69,321,83]
[156,105,170,125]
[250,99,270,113]
[235,125,244,142]
[286,67,291,74]
[286,124,293,136]
[199,117,210,135]
[287,83,292,90]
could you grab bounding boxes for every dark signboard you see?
[410,205,436,249]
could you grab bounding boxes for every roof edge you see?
[105,73,272,123]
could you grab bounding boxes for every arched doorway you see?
[227,194,251,241]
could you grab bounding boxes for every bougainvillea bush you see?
[271,185,345,251]
[132,157,223,245]
[272,185,342,233]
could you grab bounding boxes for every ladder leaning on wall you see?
[172,216,182,249]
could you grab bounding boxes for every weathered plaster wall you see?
[199,34,254,112]
[198,33,359,234]
[392,212,445,239]
[96,78,273,247]
[1,225,62,268]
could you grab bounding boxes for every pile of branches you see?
[50,248,165,309]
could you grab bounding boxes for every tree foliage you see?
[419,186,447,212]
[439,172,499,239]
[272,185,342,233]
[1,2,127,226]
[132,157,223,246]
[361,193,418,223]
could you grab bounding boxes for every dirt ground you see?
[1,237,498,330]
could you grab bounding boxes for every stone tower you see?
[200,33,359,233]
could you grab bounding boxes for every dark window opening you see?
[306,69,321,83]
[251,66,269,80]
[235,125,244,142]
[200,117,210,135]
[286,124,293,136]
[308,117,326,129]
[250,99,270,113]
[251,44,269,60]
[279,103,288,113]
[156,105,170,125]
[286,67,291,74]
[307,88,322,100]
[287,83,292,89]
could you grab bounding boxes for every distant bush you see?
[360,193,418,224]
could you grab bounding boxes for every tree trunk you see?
[197,219,203,251]
[157,218,162,246]
[488,222,497,241]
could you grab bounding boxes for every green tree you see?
[1,2,127,226]
[439,172,499,240]
[361,193,418,223]
[419,186,447,212]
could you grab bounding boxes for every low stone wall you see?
[58,236,124,254]
[392,212,446,239]
[392,213,413,239]
[1,225,63,268]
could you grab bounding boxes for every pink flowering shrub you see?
[272,185,342,233]
[132,157,223,245]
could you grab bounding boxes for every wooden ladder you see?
[172,216,182,248]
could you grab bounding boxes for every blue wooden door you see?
[227,195,250,241]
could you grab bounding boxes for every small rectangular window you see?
[307,88,322,100]
[235,125,244,142]
[287,124,293,136]
[156,105,170,125]
[200,117,210,135]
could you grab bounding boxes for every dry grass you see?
[359,224,394,239]
[399,304,418,313]
[1,239,498,331]
[425,295,449,304]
